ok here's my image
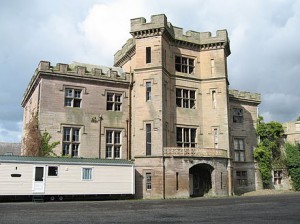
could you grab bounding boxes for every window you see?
[106,130,122,159]
[48,166,58,176]
[146,173,152,190]
[233,108,243,123]
[82,168,92,180]
[62,127,80,157]
[176,127,196,148]
[212,90,216,109]
[65,88,82,107]
[175,56,194,74]
[236,171,247,186]
[213,128,218,148]
[146,47,151,63]
[176,88,196,109]
[146,82,151,101]
[274,170,283,185]
[146,124,151,156]
[107,93,122,111]
[234,138,245,161]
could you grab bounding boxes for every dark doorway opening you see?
[189,164,213,197]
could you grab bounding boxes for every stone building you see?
[21,14,261,198]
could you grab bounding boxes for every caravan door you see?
[33,166,45,193]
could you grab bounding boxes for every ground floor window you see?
[236,171,248,186]
[146,173,152,190]
[274,170,283,185]
[106,130,122,159]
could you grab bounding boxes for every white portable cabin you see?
[0,156,135,199]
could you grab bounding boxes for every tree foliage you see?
[23,113,41,156]
[254,116,284,188]
[40,132,59,157]
[285,143,300,191]
[23,113,59,157]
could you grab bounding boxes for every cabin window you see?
[176,88,196,109]
[65,88,82,108]
[48,166,58,176]
[106,92,122,111]
[82,168,92,180]
[106,130,122,159]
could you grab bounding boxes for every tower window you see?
[175,56,194,74]
[146,47,151,64]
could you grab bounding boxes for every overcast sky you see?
[0,0,299,143]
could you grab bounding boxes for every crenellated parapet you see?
[114,14,231,66]
[114,38,136,67]
[229,89,261,104]
[22,61,128,106]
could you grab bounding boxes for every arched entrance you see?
[189,164,213,197]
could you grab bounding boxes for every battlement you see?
[130,14,229,45]
[115,14,230,66]
[22,61,128,106]
[229,89,261,103]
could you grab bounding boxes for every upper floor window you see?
[146,47,151,64]
[176,88,196,109]
[107,93,122,111]
[176,127,197,148]
[233,108,243,123]
[106,130,122,159]
[146,82,151,101]
[62,127,80,157]
[175,56,194,74]
[65,88,82,107]
[213,128,218,148]
[146,124,152,156]
[234,138,245,162]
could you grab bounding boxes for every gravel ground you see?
[241,189,295,196]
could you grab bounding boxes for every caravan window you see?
[48,166,58,176]
[82,168,92,180]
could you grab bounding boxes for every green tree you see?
[285,143,300,191]
[40,131,60,157]
[254,116,284,188]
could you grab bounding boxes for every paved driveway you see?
[0,193,299,223]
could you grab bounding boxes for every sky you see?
[0,0,299,143]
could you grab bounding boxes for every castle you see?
[21,14,262,198]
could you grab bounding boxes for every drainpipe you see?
[128,70,133,160]
[98,115,103,159]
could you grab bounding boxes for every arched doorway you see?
[189,164,213,197]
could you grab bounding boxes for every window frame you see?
[105,130,122,159]
[62,127,80,157]
[274,170,283,185]
[175,55,195,74]
[64,88,82,108]
[48,166,59,177]
[236,171,248,186]
[176,88,196,109]
[233,138,245,162]
[233,108,243,123]
[176,127,197,148]
[146,123,152,156]
[82,167,93,181]
[106,92,123,111]
[146,82,151,101]
[146,47,151,64]
[145,172,152,191]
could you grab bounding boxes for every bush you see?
[285,143,300,191]
[254,144,272,188]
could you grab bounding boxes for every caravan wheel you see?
[50,196,55,201]
[58,196,64,201]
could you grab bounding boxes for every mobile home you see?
[0,156,135,201]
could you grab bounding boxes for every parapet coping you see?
[229,89,261,103]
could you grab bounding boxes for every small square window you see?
[82,168,92,180]
[48,166,58,176]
